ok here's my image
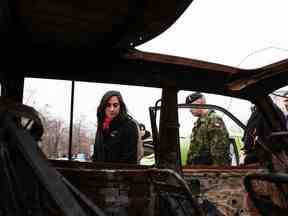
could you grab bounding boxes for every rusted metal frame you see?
[116,0,194,48]
[0,137,23,215]
[158,85,182,174]
[0,141,44,215]
[124,49,238,74]
[252,96,288,171]
[230,138,240,166]
[58,167,204,215]
[20,48,238,75]
[104,1,146,48]
[150,103,246,167]
[12,0,193,48]
[0,77,25,129]
[1,77,24,103]
[2,51,288,100]
[254,96,287,143]
[181,103,246,129]
[21,50,287,93]
[1,124,46,216]
[68,80,75,161]
[15,50,241,95]
[244,173,288,216]
[226,59,288,92]
[62,177,106,216]
[0,113,90,216]
[113,1,148,48]
[151,103,246,131]
[149,106,160,165]
[149,168,203,215]
[18,49,239,93]
[150,169,195,202]
[149,99,161,165]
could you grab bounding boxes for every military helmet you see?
[185,92,204,104]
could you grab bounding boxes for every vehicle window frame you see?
[149,103,247,166]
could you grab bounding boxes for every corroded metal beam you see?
[158,85,182,174]
[1,77,24,103]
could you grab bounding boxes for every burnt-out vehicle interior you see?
[1,0,288,215]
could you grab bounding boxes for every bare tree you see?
[38,105,69,158]
[72,114,92,158]
[23,84,37,106]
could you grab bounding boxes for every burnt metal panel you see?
[183,166,262,215]
[12,0,194,48]
[2,49,287,102]
[0,112,104,215]
[158,86,182,173]
[244,172,288,216]
[1,77,24,103]
[55,166,204,215]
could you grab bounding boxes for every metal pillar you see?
[158,85,182,174]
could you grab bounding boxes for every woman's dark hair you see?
[97,90,128,127]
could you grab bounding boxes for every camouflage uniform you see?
[187,110,230,165]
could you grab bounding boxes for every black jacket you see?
[93,117,138,163]
[243,105,286,165]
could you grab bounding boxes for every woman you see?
[92,90,139,163]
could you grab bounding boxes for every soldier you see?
[186,92,230,165]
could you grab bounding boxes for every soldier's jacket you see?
[187,110,230,165]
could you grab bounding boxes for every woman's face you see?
[105,96,121,119]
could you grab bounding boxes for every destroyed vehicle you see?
[1,0,288,215]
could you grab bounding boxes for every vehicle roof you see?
[5,49,288,100]
[2,0,288,101]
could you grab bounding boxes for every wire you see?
[224,46,288,115]
[237,46,288,68]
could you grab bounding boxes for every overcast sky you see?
[24,0,288,137]
[138,0,288,68]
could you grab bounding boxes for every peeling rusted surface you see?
[15,0,193,48]
[53,160,265,215]
[58,167,153,215]
[124,49,239,74]
[158,86,182,173]
[225,59,288,92]
[53,161,204,215]
[183,166,263,215]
